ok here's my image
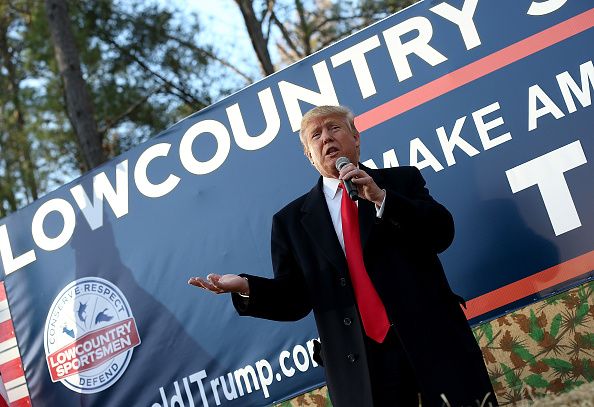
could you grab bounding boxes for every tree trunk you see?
[234,0,275,76]
[44,0,105,171]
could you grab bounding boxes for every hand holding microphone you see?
[335,157,359,201]
[335,157,386,206]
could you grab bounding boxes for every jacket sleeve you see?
[381,166,454,253]
[232,212,312,321]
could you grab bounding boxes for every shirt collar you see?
[322,177,341,200]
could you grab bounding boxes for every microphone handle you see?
[342,179,359,201]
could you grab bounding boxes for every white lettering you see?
[180,120,231,175]
[32,199,76,251]
[292,345,310,372]
[255,360,273,398]
[471,102,512,150]
[279,61,339,132]
[227,88,281,151]
[556,60,594,114]
[410,138,444,172]
[528,84,565,131]
[330,36,382,98]
[279,350,295,377]
[134,144,180,198]
[527,0,568,16]
[0,225,36,276]
[383,16,447,82]
[436,116,480,166]
[70,161,129,230]
[506,141,587,235]
[189,370,210,407]
[430,0,481,50]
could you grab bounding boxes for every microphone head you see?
[335,156,350,171]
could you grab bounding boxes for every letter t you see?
[505,141,587,236]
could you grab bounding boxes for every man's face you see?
[302,114,360,178]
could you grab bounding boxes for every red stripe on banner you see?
[10,397,31,407]
[354,7,594,132]
[0,358,24,384]
[0,320,14,343]
[0,282,6,302]
[464,250,594,320]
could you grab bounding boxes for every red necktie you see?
[340,184,390,343]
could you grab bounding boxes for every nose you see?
[321,128,333,143]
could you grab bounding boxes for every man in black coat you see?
[189,106,497,406]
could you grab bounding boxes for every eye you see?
[331,125,340,131]
[311,132,321,139]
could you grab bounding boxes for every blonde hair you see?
[299,105,357,156]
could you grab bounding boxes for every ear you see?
[304,150,314,164]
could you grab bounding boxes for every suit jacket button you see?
[339,278,346,287]
[343,317,352,326]
[346,353,356,363]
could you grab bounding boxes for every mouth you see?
[325,147,339,157]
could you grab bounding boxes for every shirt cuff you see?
[375,189,386,218]
[238,277,250,298]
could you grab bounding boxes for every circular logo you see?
[44,277,141,393]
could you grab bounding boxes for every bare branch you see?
[163,32,254,84]
[98,85,163,136]
[101,35,204,108]
[270,9,302,58]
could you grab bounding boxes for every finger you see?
[188,277,206,287]
[350,172,372,184]
[338,163,357,179]
[207,274,224,289]
[191,277,224,293]
[341,168,360,181]
[207,274,221,284]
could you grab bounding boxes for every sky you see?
[160,0,265,84]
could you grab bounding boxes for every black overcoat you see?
[233,165,495,406]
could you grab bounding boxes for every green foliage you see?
[480,322,494,343]
[575,303,590,325]
[582,358,594,381]
[543,358,573,376]
[577,285,588,302]
[524,374,549,388]
[550,313,562,338]
[501,362,522,390]
[529,309,544,342]
[582,333,594,348]
[513,344,535,363]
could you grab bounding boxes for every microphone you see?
[335,157,359,201]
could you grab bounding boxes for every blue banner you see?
[1,1,593,405]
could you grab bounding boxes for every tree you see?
[0,0,250,215]
[235,0,275,76]
[45,0,105,170]
[235,0,416,73]
[0,1,41,216]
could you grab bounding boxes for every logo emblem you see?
[44,277,141,393]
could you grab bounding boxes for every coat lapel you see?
[300,178,347,273]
